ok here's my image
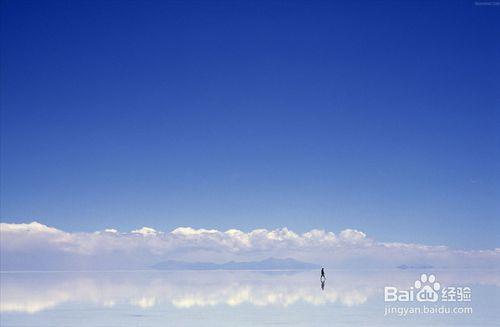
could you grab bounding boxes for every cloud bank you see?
[1,222,499,270]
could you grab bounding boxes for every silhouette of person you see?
[320,268,326,290]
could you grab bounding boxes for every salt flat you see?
[1,269,498,326]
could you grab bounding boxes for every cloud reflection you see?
[1,270,498,314]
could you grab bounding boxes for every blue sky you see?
[1,0,498,249]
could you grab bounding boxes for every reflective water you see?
[1,269,498,326]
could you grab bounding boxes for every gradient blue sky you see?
[1,0,498,249]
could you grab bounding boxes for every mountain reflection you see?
[1,270,498,314]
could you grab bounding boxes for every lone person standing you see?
[321,267,325,280]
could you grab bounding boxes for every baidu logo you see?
[384,273,471,303]
[414,274,440,302]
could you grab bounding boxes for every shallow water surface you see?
[1,269,498,326]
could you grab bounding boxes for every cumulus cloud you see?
[0,222,499,270]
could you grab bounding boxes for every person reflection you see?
[320,267,326,290]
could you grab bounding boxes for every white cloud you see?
[172,227,219,235]
[131,227,160,236]
[0,221,61,234]
[0,221,499,270]
[339,229,367,243]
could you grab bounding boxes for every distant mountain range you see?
[151,257,320,270]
